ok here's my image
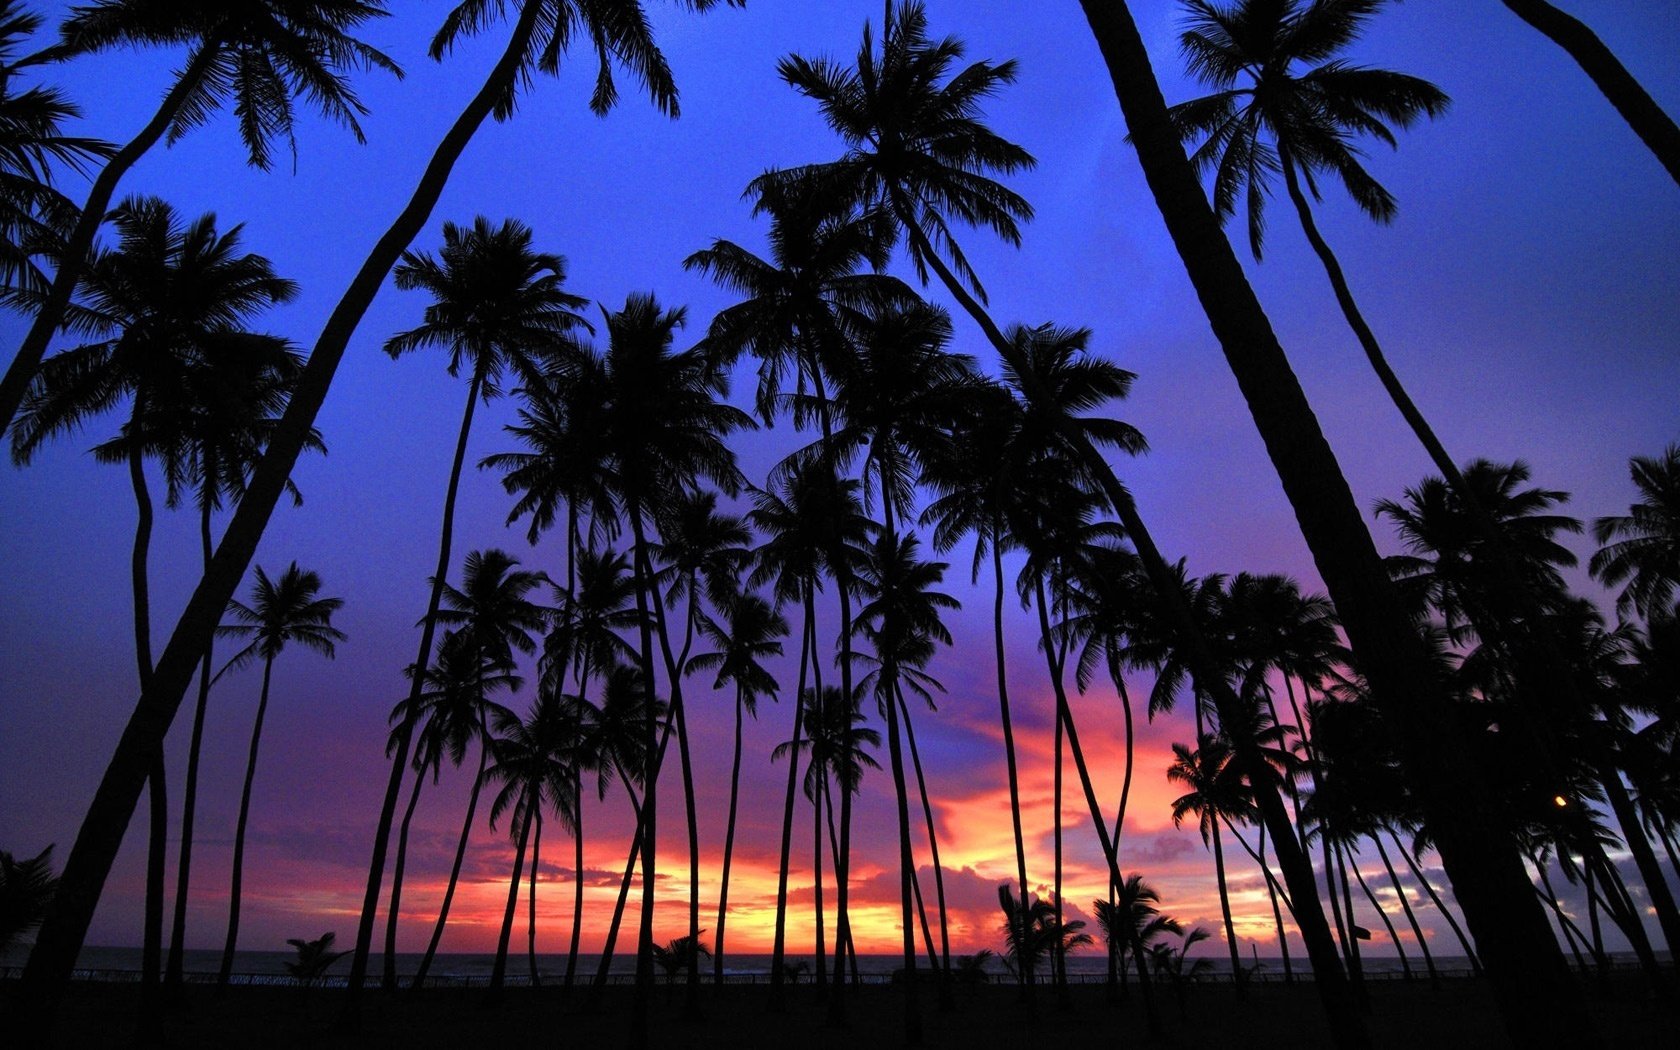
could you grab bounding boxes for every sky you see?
[1,0,1677,968]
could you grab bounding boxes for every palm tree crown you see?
[218,562,345,669]
[1592,444,1680,621]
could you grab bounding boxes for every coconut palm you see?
[407,548,549,987]
[0,0,400,437]
[1593,445,1680,622]
[20,7,743,1020]
[0,1,112,300]
[1093,872,1176,1016]
[690,590,787,983]
[213,563,344,985]
[1497,0,1680,188]
[1167,737,1253,990]
[10,195,296,1002]
[1078,4,1578,1042]
[483,693,574,1001]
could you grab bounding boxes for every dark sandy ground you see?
[2,973,1672,1049]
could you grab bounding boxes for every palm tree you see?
[372,219,581,987]
[21,3,742,1012]
[1168,0,1466,513]
[213,563,345,986]
[0,1,112,300]
[1497,0,1680,187]
[1092,872,1172,1026]
[0,0,400,436]
[1167,737,1253,990]
[1593,444,1680,622]
[690,590,787,984]
[1078,3,1583,1043]
[408,549,549,988]
[10,195,296,1003]
[483,693,574,1001]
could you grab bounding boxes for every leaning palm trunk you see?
[626,510,663,1046]
[1352,857,1410,979]
[18,3,552,1020]
[167,504,219,989]
[1256,823,1293,982]
[1593,758,1680,959]
[1076,5,1585,1045]
[382,769,427,988]
[216,655,274,986]
[486,804,535,1001]
[989,541,1033,999]
[1499,0,1680,187]
[1210,822,1243,989]
[411,716,493,988]
[881,655,923,1047]
[1372,836,1434,984]
[0,45,222,435]
[713,682,748,985]
[528,811,542,986]
[769,595,814,1011]
[896,689,952,1004]
[648,579,702,1016]
[1393,832,1481,973]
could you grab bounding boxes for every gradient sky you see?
[1,1,1677,965]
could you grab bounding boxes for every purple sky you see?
[1,1,1677,962]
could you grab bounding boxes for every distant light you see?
[1553,794,1569,808]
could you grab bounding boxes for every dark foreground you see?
[1,974,1671,1048]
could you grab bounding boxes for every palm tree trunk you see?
[216,655,274,987]
[714,685,746,985]
[647,583,701,1016]
[1394,832,1482,973]
[383,767,426,989]
[627,509,662,1044]
[1076,8,1586,1045]
[16,6,548,1022]
[1352,857,1410,979]
[1373,835,1435,986]
[826,518,860,1024]
[1500,0,1680,187]
[896,689,952,993]
[1210,822,1243,988]
[167,501,218,989]
[813,754,827,986]
[566,773,584,990]
[989,540,1033,999]
[487,804,534,1001]
[1534,860,1597,976]
[528,810,542,987]
[1594,760,1680,958]
[882,654,923,1046]
[770,595,813,1010]
[1335,841,1366,990]
[591,785,644,995]
[1258,821,1294,982]
[0,42,224,436]
[412,728,492,989]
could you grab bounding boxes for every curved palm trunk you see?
[881,654,923,1046]
[528,810,542,987]
[813,757,828,986]
[382,768,427,988]
[1594,761,1680,959]
[1209,822,1243,988]
[0,44,223,435]
[769,594,813,1011]
[591,787,643,996]
[487,804,535,1002]
[1352,856,1410,979]
[1394,833,1482,974]
[713,685,746,985]
[216,656,274,987]
[626,509,662,1045]
[1076,7,1586,1045]
[167,502,219,989]
[17,7,549,1025]
[1258,822,1294,982]
[1372,835,1434,985]
[1500,0,1680,187]
[411,720,493,988]
[896,690,951,998]
[989,541,1033,999]
[566,774,584,990]
[648,588,702,1016]
[1335,841,1366,992]
[1534,860,1598,976]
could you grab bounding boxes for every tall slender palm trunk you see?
[487,805,534,1001]
[813,741,827,986]
[648,588,702,1016]
[17,8,548,1026]
[627,509,662,1046]
[566,774,585,989]
[216,656,274,986]
[896,691,951,993]
[382,769,426,988]
[826,578,860,1023]
[1500,0,1680,187]
[1352,857,1410,979]
[1210,822,1243,988]
[167,503,219,989]
[989,541,1033,1000]
[769,594,813,1011]
[410,713,493,989]
[528,811,542,986]
[713,685,747,985]
[881,655,923,1046]
[1078,6,1585,1044]
[1372,836,1434,985]
[0,44,223,435]
[1394,833,1481,973]
[1257,824,1294,982]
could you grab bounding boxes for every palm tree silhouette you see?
[1078,3,1583,1040]
[0,0,400,436]
[0,1,113,300]
[213,562,345,986]
[22,4,743,1011]
[407,549,548,988]
[1167,737,1253,991]
[1593,444,1680,622]
[0,845,58,955]
[11,195,296,1007]
[691,590,787,984]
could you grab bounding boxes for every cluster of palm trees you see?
[2,2,1677,1049]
